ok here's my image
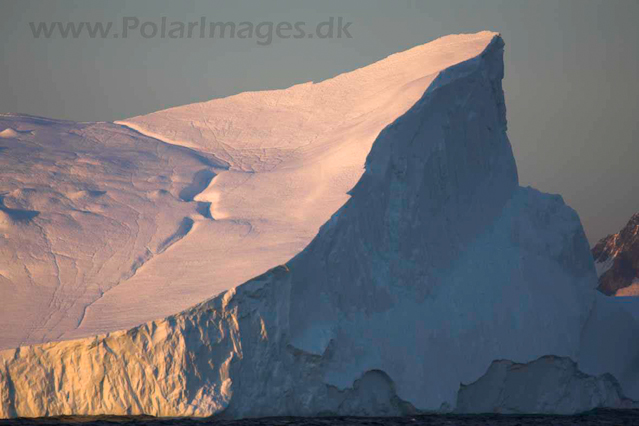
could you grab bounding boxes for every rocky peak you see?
[592,212,639,295]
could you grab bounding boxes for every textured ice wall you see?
[457,356,634,414]
[0,34,598,418]
[580,293,639,400]
[284,34,596,411]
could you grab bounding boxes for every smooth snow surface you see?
[0,32,603,418]
[0,32,496,349]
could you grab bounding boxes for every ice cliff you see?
[457,356,636,414]
[579,292,639,401]
[0,33,614,418]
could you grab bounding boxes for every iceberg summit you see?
[0,32,636,418]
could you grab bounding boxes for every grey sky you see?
[1,0,638,244]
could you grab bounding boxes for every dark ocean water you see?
[2,410,639,426]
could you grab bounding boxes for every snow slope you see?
[0,115,227,349]
[0,33,603,418]
[0,32,499,349]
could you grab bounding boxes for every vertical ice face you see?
[0,33,601,418]
[285,34,596,410]
[288,36,519,347]
[457,356,634,414]
[579,293,639,400]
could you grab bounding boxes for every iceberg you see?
[0,32,613,418]
[0,32,499,349]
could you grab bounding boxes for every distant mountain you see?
[592,213,639,296]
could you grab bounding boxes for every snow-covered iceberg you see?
[0,32,607,418]
[0,32,498,350]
